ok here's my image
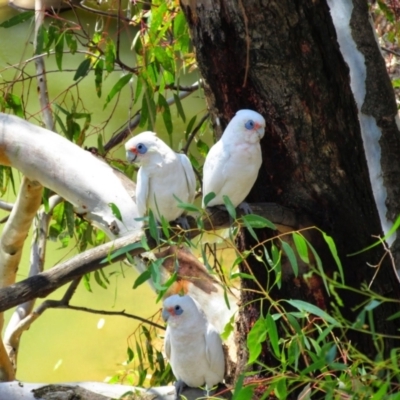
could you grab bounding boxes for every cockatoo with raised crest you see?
[125,132,196,226]
[162,294,225,398]
[202,109,266,213]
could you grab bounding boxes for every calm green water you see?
[0,2,206,384]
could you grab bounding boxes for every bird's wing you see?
[164,327,171,359]
[177,153,197,202]
[205,324,225,376]
[202,142,228,203]
[136,168,149,216]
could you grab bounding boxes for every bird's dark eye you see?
[174,305,183,315]
[245,120,255,130]
[136,143,147,154]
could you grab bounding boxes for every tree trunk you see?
[180,0,400,394]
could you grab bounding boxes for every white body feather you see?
[125,132,196,222]
[163,295,225,389]
[202,109,265,208]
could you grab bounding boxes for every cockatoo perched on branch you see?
[202,109,266,213]
[125,132,196,226]
[162,294,225,398]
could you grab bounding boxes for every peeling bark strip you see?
[180,0,400,380]
[0,113,141,238]
[328,0,400,250]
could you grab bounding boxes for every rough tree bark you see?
[180,0,400,394]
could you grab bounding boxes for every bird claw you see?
[174,379,187,399]
[238,201,252,215]
[175,215,191,231]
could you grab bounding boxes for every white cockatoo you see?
[162,294,225,397]
[125,132,196,225]
[202,109,266,212]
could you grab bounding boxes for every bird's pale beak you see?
[162,308,171,322]
[126,149,138,163]
[254,122,265,139]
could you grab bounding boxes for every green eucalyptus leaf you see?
[196,139,209,158]
[55,31,64,71]
[5,94,24,118]
[158,94,173,135]
[105,38,116,73]
[35,25,47,55]
[94,59,104,98]
[185,115,197,137]
[286,299,340,326]
[322,231,344,283]
[133,268,152,289]
[280,239,298,277]
[174,94,186,122]
[94,270,107,289]
[203,192,216,207]
[222,195,236,220]
[292,232,309,264]
[108,203,122,221]
[241,214,276,229]
[103,73,133,109]
[0,11,34,28]
[74,58,91,81]
[247,317,267,364]
[65,30,77,54]
[101,241,144,264]
[64,201,75,237]
[266,313,280,358]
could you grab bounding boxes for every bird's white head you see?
[225,109,266,144]
[125,131,163,165]
[162,294,201,327]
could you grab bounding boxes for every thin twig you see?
[181,112,210,155]
[55,304,165,330]
[62,277,82,302]
[238,0,250,87]
[104,81,201,153]
[381,46,400,57]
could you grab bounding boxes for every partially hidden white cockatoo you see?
[202,109,266,213]
[125,132,196,226]
[162,294,225,397]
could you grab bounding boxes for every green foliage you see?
[108,324,174,387]
[0,11,33,28]
[103,73,133,109]
[2,1,400,397]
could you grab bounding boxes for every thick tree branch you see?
[0,203,308,313]
[0,178,41,381]
[0,231,145,313]
[4,195,61,369]
[0,113,141,237]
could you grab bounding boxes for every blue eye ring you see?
[245,120,255,130]
[136,143,147,154]
[174,305,183,315]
